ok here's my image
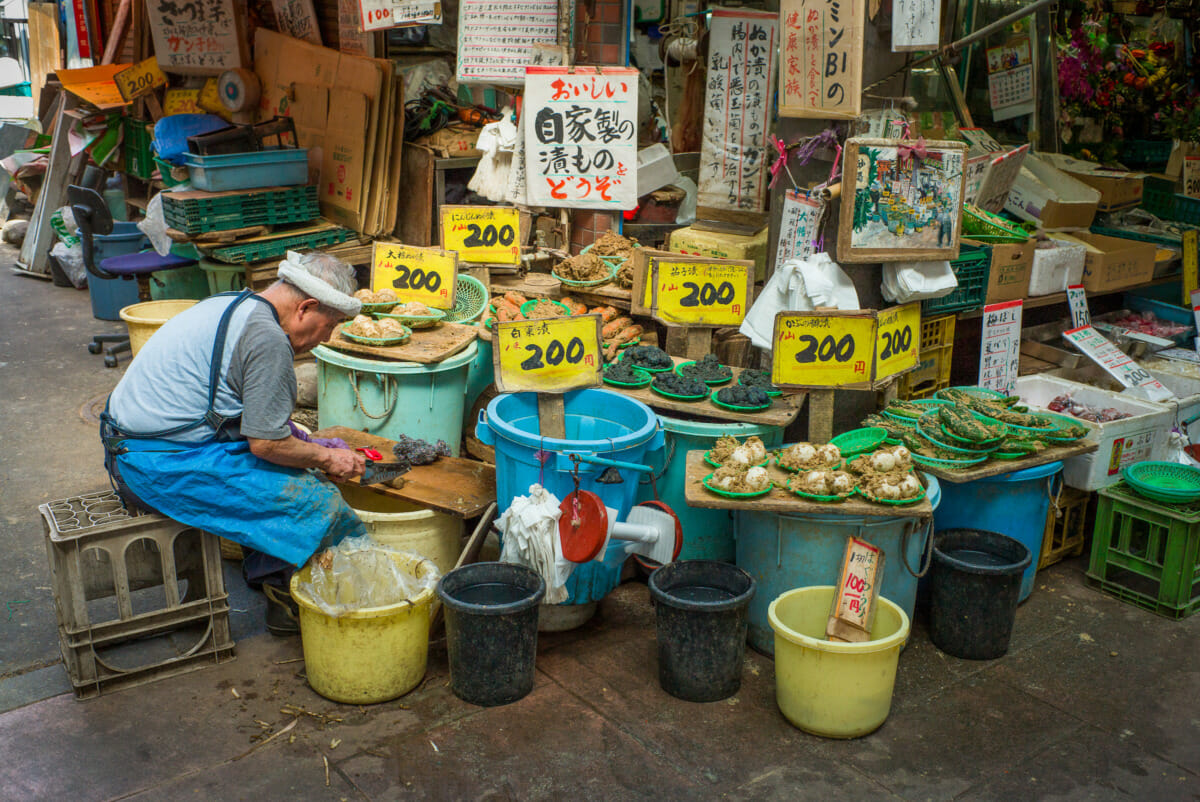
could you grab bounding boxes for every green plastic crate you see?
[1120,139,1173,170]
[921,243,991,315]
[1140,175,1176,219]
[121,117,154,181]
[1087,481,1200,619]
[207,226,355,264]
[1089,225,1183,248]
[163,186,320,234]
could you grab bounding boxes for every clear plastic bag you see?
[294,536,440,618]
[50,241,87,288]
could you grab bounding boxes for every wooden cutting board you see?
[315,427,496,518]
[321,322,478,364]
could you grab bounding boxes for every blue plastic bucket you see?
[313,343,478,455]
[636,415,784,562]
[476,389,664,604]
[88,222,147,320]
[932,461,1062,602]
[463,331,493,415]
[735,477,942,655]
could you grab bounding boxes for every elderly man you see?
[100,251,368,634]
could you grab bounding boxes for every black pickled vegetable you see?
[623,345,673,370]
[679,354,732,382]
[715,385,770,408]
[652,372,707,397]
[604,361,648,384]
[738,369,779,392]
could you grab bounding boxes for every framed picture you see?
[837,138,968,263]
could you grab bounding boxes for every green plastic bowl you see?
[1122,462,1200,504]
[856,483,927,506]
[676,360,733,386]
[830,427,887,457]
[375,307,447,329]
[519,299,573,318]
[339,322,411,346]
[710,388,772,412]
[602,366,653,388]
[650,380,708,401]
[934,386,1006,402]
[702,472,773,499]
[910,452,988,470]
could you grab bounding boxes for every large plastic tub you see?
[119,300,197,356]
[477,389,663,605]
[314,343,478,455]
[735,476,941,655]
[1015,374,1172,490]
[1048,361,1200,432]
[339,484,463,574]
[769,586,909,738]
[199,259,246,294]
[183,148,309,192]
[636,415,784,562]
[463,330,493,416]
[933,460,1062,602]
[149,264,209,301]
[87,222,147,320]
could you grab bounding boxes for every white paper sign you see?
[1191,288,1200,356]
[975,143,1028,213]
[524,66,639,210]
[963,154,992,205]
[1063,325,1175,401]
[892,0,940,52]
[146,0,246,73]
[775,189,821,265]
[359,0,442,31]
[979,300,1022,395]
[457,0,561,85]
[698,8,778,213]
[1185,157,1200,199]
[1067,284,1090,328]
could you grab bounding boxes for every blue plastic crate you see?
[183,148,308,192]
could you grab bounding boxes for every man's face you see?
[289,300,343,353]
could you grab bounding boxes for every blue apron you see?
[100,290,365,568]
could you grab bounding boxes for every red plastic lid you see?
[558,491,609,563]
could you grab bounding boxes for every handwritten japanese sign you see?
[648,260,754,327]
[779,0,863,120]
[826,536,883,641]
[1184,158,1200,199]
[371,243,459,309]
[975,143,1028,213]
[457,0,561,85]
[494,314,604,393]
[978,300,1022,395]
[874,303,920,380]
[337,0,374,55]
[163,88,204,115]
[1063,325,1174,401]
[271,0,322,44]
[892,0,940,52]
[775,189,821,266]
[1066,284,1090,328]
[146,0,247,74]
[524,66,638,210]
[114,58,168,102]
[772,311,877,389]
[1183,230,1198,307]
[440,205,522,265]
[359,0,442,32]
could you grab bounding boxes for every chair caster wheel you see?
[88,343,102,354]
[104,355,119,368]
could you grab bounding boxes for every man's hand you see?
[322,447,366,481]
[248,435,365,480]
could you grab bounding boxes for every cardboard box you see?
[415,125,483,158]
[1056,232,1156,293]
[963,237,1033,303]
[1004,154,1101,230]
[1039,153,1145,211]
[668,225,769,280]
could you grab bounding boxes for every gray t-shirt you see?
[108,294,297,443]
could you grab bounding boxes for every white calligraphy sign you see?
[892,0,940,52]
[779,0,864,119]
[775,189,821,265]
[457,0,561,85]
[146,0,247,74]
[979,300,1022,395]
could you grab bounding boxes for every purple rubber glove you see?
[288,420,350,450]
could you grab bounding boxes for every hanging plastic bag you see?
[497,484,574,604]
[295,535,440,618]
[881,261,957,303]
[739,253,858,350]
[138,191,173,256]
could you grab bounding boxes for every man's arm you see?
[248,436,365,481]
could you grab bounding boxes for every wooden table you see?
[314,427,496,518]
[320,323,478,364]
[683,450,934,518]
[916,439,1099,484]
[607,356,806,427]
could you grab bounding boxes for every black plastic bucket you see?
[930,529,1031,660]
[436,562,546,707]
[648,560,756,702]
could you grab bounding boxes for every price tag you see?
[772,312,877,389]
[114,57,168,102]
[1063,325,1175,402]
[493,314,604,393]
[978,300,1022,395]
[163,88,202,115]
[874,303,920,380]
[371,243,458,309]
[1184,229,1198,308]
[1066,284,1090,328]
[649,260,753,327]
[440,205,521,265]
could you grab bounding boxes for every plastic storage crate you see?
[1119,140,1173,170]
[921,244,990,315]
[1088,481,1200,619]
[41,491,235,699]
[207,225,355,264]
[183,148,309,192]
[1041,485,1092,568]
[163,185,320,234]
[1140,175,1177,219]
[121,117,155,181]
[897,314,955,399]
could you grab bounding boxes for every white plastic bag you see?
[881,261,957,303]
[296,535,440,618]
[496,484,573,604]
[138,191,173,256]
[739,253,859,350]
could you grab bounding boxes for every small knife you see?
[360,460,412,485]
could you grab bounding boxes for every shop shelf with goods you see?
[897,313,955,399]
[1088,481,1200,619]
[1040,485,1093,569]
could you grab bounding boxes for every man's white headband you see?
[276,251,361,317]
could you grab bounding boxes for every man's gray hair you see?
[274,251,359,317]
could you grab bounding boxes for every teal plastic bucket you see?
[87,222,147,320]
[735,477,942,655]
[463,331,494,415]
[932,461,1063,603]
[476,389,664,604]
[636,414,784,562]
[149,263,209,300]
[199,259,246,294]
[313,343,478,455]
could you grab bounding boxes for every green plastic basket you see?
[917,415,995,455]
[881,411,920,427]
[911,452,988,470]
[1038,413,1090,443]
[962,204,1029,242]
[1121,462,1200,505]
[938,422,1005,448]
[163,185,320,235]
[702,472,773,499]
[121,116,155,181]
[830,427,887,457]
[935,385,1006,402]
[620,351,674,373]
[552,260,617,287]
[208,226,355,264]
[885,399,952,420]
[375,307,447,329]
[446,273,489,324]
[710,388,772,412]
[520,299,572,318]
[650,379,708,401]
[602,366,652,388]
[856,483,927,506]
[359,300,398,315]
[339,322,411,346]
[922,244,991,315]
[737,370,782,396]
[786,480,855,502]
[704,450,769,469]
[676,360,733,386]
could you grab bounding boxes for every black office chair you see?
[69,185,197,367]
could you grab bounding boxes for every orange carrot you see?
[602,317,634,338]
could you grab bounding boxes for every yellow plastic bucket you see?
[290,550,438,704]
[768,585,910,738]
[338,485,463,574]
[118,299,197,356]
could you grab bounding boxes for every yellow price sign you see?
[1183,229,1198,307]
[371,242,458,309]
[772,312,878,389]
[441,205,521,265]
[648,259,754,327]
[493,314,604,393]
[163,88,202,115]
[114,57,167,102]
[874,303,920,380]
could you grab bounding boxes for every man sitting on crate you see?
[99,251,368,636]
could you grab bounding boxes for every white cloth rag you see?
[497,484,573,604]
[468,110,518,203]
[881,261,958,303]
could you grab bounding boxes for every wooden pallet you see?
[321,323,478,364]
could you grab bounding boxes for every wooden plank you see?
[28,4,61,111]
[809,390,835,442]
[537,393,566,439]
[607,355,806,427]
[321,322,478,364]
[19,94,84,276]
[916,439,1099,484]
[100,0,131,64]
[683,450,933,518]
[314,427,496,518]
